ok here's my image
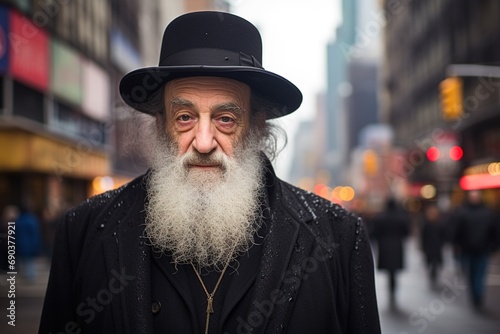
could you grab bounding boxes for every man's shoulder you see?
[277,179,361,227]
[65,172,148,223]
[51,173,148,268]
[275,180,365,255]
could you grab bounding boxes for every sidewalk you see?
[376,238,500,334]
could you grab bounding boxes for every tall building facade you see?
[288,93,329,188]
[345,60,378,162]
[325,0,357,186]
[326,0,382,187]
[381,0,500,208]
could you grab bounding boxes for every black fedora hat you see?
[119,11,302,119]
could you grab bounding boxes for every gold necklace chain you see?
[190,259,231,334]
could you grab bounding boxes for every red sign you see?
[460,174,500,190]
[9,10,49,91]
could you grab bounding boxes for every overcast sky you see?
[232,0,342,179]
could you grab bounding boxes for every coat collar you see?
[244,158,317,333]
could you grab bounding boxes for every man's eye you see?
[220,116,234,123]
[178,114,191,122]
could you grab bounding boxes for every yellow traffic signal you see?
[363,149,378,176]
[439,76,463,120]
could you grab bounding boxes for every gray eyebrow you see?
[211,102,244,115]
[169,98,194,110]
[169,99,244,116]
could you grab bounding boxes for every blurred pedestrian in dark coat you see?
[420,204,445,287]
[17,202,42,282]
[454,190,499,309]
[372,198,410,308]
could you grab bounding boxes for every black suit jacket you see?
[39,161,380,334]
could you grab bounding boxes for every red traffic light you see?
[426,147,440,162]
[449,146,463,161]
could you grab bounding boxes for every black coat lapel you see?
[218,234,262,329]
[245,164,316,333]
[102,177,153,334]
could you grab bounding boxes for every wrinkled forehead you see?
[163,77,251,110]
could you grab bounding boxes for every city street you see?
[1,239,500,334]
[376,238,500,334]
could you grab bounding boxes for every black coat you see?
[39,161,380,334]
[372,209,409,271]
[421,220,445,264]
[454,203,499,255]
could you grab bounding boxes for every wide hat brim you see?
[120,65,302,119]
[119,11,302,119]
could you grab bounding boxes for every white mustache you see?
[181,151,228,170]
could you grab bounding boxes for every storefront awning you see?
[0,128,110,179]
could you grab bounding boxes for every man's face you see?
[163,76,252,162]
[146,77,263,267]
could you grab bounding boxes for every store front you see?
[0,127,111,217]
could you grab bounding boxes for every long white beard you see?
[144,132,264,270]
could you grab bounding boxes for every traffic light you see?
[426,145,463,161]
[439,76,463,120]
[426,146,440,161]
[363,149,378,176]
[449,145,463,161]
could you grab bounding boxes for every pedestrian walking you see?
[17,201,42,283]
[372,198,410,308]
[420,203,445,288]
[453,190,499,309]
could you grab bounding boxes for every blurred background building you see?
[380,0,500,212]
[290,0,386,212]
[289,0,500,215]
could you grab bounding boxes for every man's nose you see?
[192,119,217,154]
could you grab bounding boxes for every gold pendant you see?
[207,295,214,314]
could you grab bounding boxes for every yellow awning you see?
[0,128,110,179]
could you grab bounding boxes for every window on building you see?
[51,100,106,146]
[13,81,44,123]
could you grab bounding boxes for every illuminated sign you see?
[460,174,500,190]
[82,59,110,121]
[9,10,49,91]
[460,162,500,190]
[51,39,83,105]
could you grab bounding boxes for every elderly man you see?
[39,11,380,334]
